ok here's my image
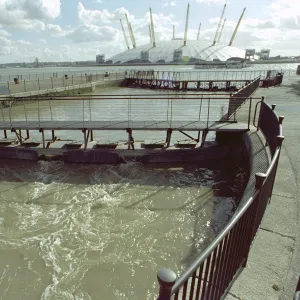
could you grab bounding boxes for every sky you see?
[0,0,299,63]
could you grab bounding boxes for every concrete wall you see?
[0,147,38,161]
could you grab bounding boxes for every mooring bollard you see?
[157,268,176,300]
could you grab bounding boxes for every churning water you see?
[0,72,249,299]
[0,159,237,300]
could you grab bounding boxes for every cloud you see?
[163,1,176,7]
[269,0,300,29]
[46,24,69,36]
[77,2,130,24]
[93,0,103,3]
[46,24,63,33]
[0,36,12,46]
[67,24,119,43]
[15,40,32,45]
[0,0,299,62]
[195,0,226,4]
[0,29,11,37]
[0,0,61,31]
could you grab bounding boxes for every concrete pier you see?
[225,76,300,300]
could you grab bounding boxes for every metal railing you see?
[260,71,284,88]
[0,72,125,95]
[294,276,300,300]
[0,70,125,83]
[226,76,261,120]
[125,69,282,82]
[0,66,298,85]
[0,94,257,129]
[156,101,284,300]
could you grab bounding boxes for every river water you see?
[0,71,247,299]
[0,159,239,300]
[0,62,298,82]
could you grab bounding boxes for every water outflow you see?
[0,160,236,300]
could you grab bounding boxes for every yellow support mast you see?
[217,18,226,43]
[149,24,152,43]
[197,22,201,40]
[212,3,227,46]
[183,3,190,46]
[149,8,156,47]
[229,7,246,46]
[125,13,136,49]
[120,19,130,50]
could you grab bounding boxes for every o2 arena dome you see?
[107,4,250,64]
[109,40,247,64]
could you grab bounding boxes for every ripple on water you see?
[0,160,237,300]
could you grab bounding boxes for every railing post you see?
[38,97,40,127]
[247,172,268,244]
[278,116,284,125]
[269,135,285,200]
[255,172,267,190]
[9,97,12,127]
[255,96,265,131]
[271,104,276,111]
[156,268,177,300]
[207,97,210,127]
[23,98,27,121]
[248,97,252,130]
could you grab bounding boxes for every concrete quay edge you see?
[226,75,300,300]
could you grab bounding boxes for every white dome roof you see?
[109,40,247,64]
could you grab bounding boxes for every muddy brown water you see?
[0,86,246,299]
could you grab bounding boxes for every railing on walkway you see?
[0,70,125,83]
[0,94,256,128]
[156,101,284,300]
[260,71,284,88]
[0,72,125,95]
[226,76,261,120]
[3,66,300,84]
[125,70,283,92]
[125,69,277,82]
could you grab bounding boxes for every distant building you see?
[96,54,105,64]
[257,49,270,60]
[245,49,256,60]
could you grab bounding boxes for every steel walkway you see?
[0,120,249,132]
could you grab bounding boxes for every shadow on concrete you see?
[287,80,300,97]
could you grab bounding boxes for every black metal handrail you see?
[156,100,284,300]
[294,275,300,300]
[226,76,261,120]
